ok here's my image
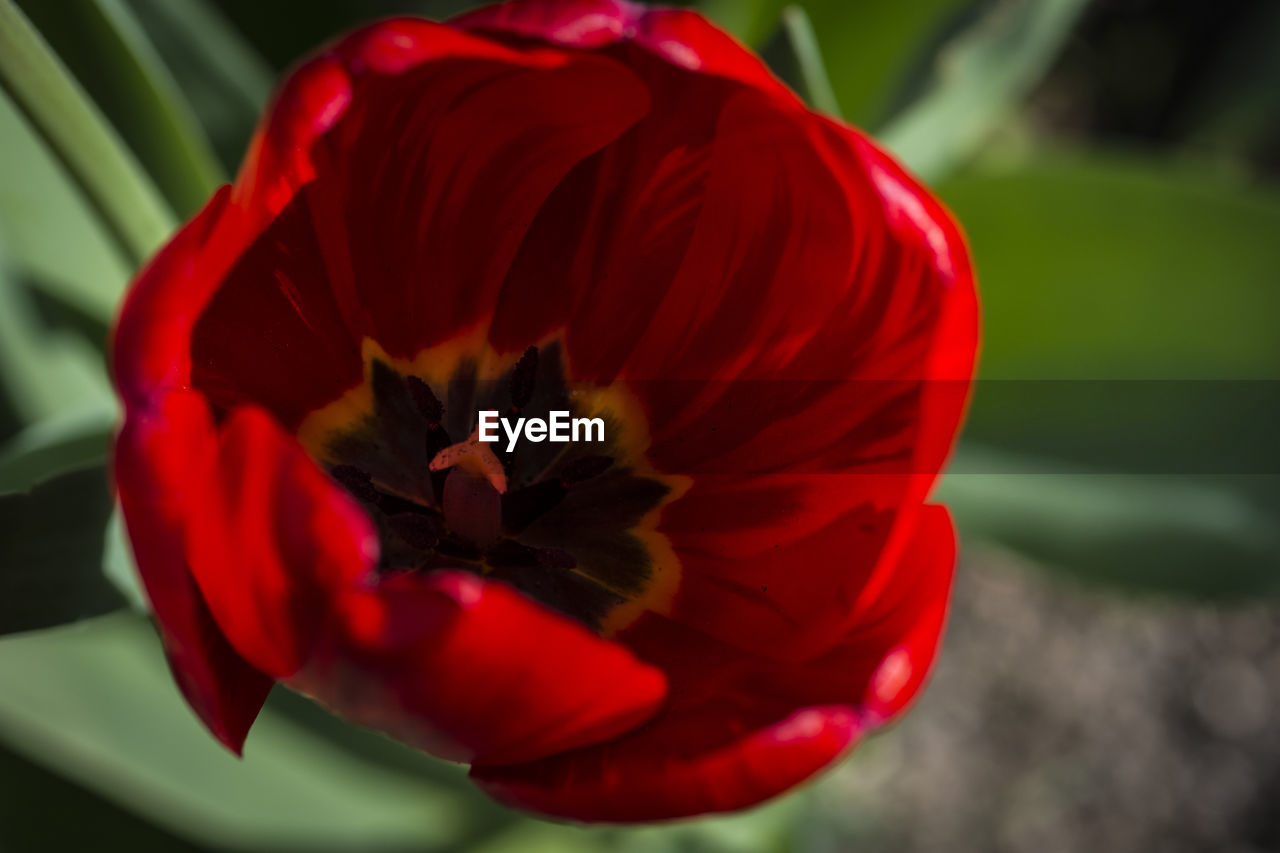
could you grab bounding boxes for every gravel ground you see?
[805,545,1280,853]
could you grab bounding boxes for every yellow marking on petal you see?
[295,328,688,636]
[297,328,494,463]
[570,379,691,636]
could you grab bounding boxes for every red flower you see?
[111,0,977,822]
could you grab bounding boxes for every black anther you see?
[508,346,539,411]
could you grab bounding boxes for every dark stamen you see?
[376,491,435,517]
[501,479,567,533]
[485,539,539,568]
[387,513,439,550]
[435,538,483,562]
[331,464,380,504]
[508,346,538,411]
[406,375,444,426]
[426,425,453,504]
[535,547,577,570]
[560,455,613,485]
[483,540,576,571]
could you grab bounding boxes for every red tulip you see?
[111,0,977,822]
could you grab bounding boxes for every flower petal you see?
[190,30,649,425]
[183,405,379,679]
[112,186,231,408]
[474,704,857,822]
[471,506,955,821]
[498,91,970,659]
[826,505,958,724]
[118,19,649,431]
[308,45,648,363]
[291,570,667,767]
[114,391,272,753]
[455,0,791,100]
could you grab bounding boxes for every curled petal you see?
[114,391,272,752]
[112,186,231,408]
[184,406,379,678]
[233,56,352,221]
[292,570,667,767]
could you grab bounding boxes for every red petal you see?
[474,705,857,822]
[843,123,980,491]
[290,570,666,767]
[232,55,352,223]
[114,391,272,753]
[187,182,367,428]
[662,473,898,659]
[455,0,790,100]
[119,20,647,429]
[454,0,646,49]
[497,92,969,659]
[184,405,378,678]
[822,504,958,724]
[465,3,838,367]
[485,49,723,358]
[114,43,359,410]
[190,31,648,423]
[112,186,232,408]
[471,506,955,821]
[312,47,648,362]
[467,22,972,664]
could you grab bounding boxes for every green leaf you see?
[102,506,147,611]
[0,0,174,267]
[0,413,113,493]
[699,0,976,126]
[941,153,1280,597]
[0,87,131,322]
[0,614,490,850]
[941,153,1280,378]
[0,266,114,433]
[21,274,112,358]
[880,0,1091,182]
[0,90,120,430]
[760,6,841,115]
[123,0,272,174]
[16,0,224,218]
[941,448,1280,599]
[0,466,125,635]
[0,742,199,851]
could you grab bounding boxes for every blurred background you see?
[2,0,1279,850]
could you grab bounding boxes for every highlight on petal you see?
[454,0,645,49]
[233,56,352,219]
[455,0,792,100]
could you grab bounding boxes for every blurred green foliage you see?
[15,0,225,217]
[943,155,1280,379]
[1,0,1278,849]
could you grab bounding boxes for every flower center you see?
[300,339,683,633]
